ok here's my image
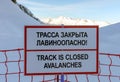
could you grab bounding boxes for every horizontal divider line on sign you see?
[26,49,97,52]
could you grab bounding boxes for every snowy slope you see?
[100,22,120,54]
[0,0,43,49]
[0,0,119,54]
[41,16,109,27]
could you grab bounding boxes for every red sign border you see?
[24,25,99,75]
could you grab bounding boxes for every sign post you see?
[61,24,64,82]
[61,74,64,82]
[24,25,99,76]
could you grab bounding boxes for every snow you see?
[41,16,109,27]
[100,22,120,54]
[0,0,43,49]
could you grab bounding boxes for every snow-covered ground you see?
[0,0,43,49]
[100,22,120,54]
[41,16,109,27]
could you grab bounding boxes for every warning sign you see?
[24,26,99,75]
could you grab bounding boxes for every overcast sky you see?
[17,0,120,23]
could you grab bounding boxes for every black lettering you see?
[36,32,59,38]
[61,32,88,38]
[37,55,57,61]
[36,40,87,46]
[65,54,89,60]
[44,62,82,68]
[59,54,64,60]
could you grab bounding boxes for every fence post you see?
[57,75,59,82]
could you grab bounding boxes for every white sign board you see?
[26,28,96,50]
[24,26,99,75]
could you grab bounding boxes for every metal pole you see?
[57,24,64,82]
[61,24,64,82]
[57,75,59,82]
[61,74,64,82]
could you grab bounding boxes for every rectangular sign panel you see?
[24,25,99,75]
[25,26,97,50]
[26,51,97,75]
